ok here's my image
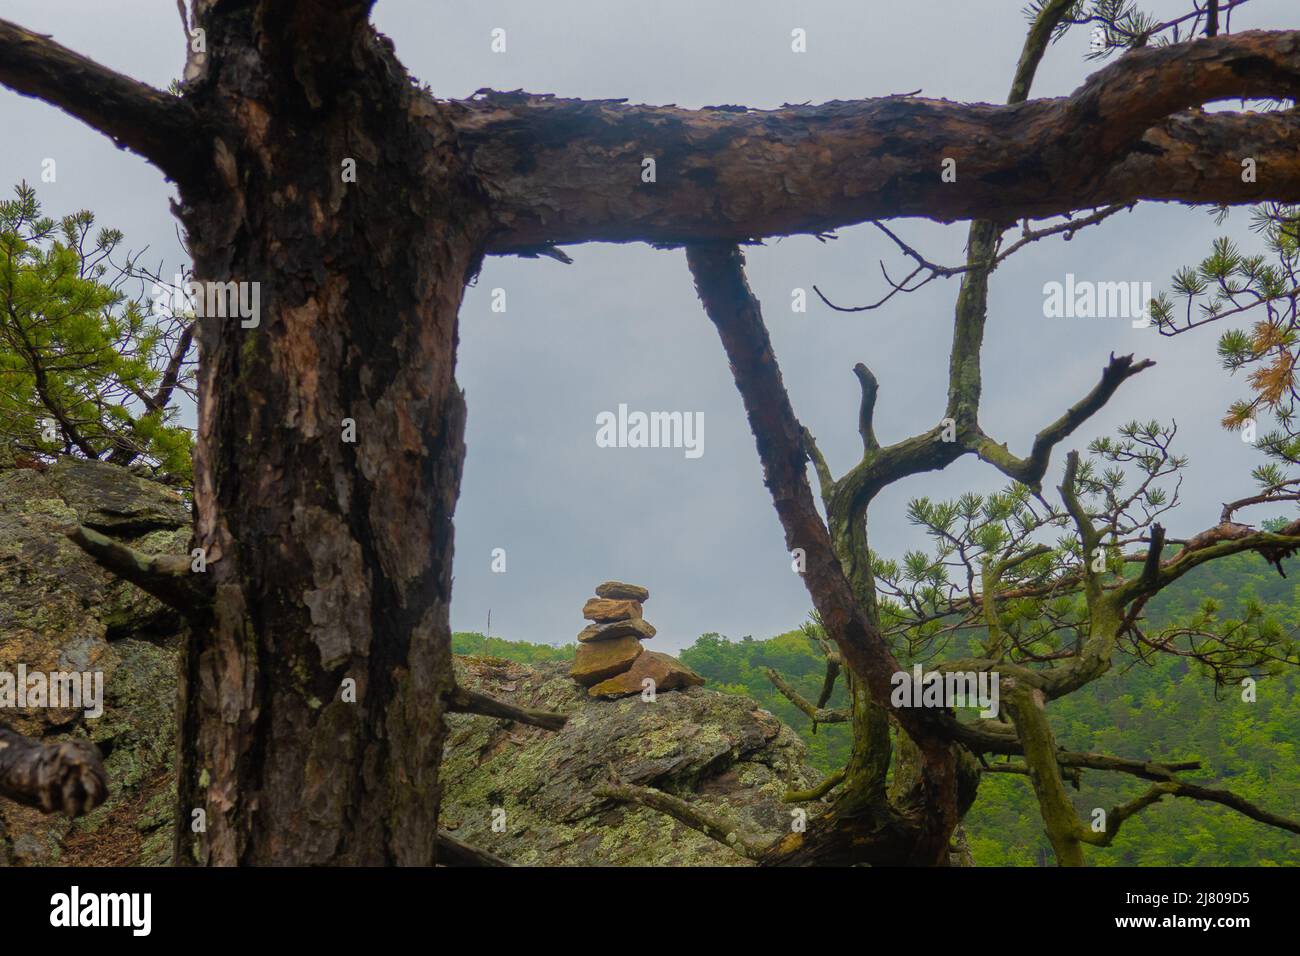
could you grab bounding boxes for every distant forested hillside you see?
[451,631,576,663]
[452,550,1300,866]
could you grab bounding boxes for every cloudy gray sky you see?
[3,1,1297,651]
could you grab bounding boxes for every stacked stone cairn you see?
[569,581,705,698]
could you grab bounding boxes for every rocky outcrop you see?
[0,459,188,866]
[443,655,820,865]
[0,464,824,867]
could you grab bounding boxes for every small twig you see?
[765,667,849,726]
[436,830,512,867]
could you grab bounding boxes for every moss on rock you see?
[0,460,186,866]
[1,460,828,867]
[440,657,823,865]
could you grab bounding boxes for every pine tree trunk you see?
[171,7,492,865]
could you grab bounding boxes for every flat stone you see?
[589,651,706,698]
[594,581,650,602]
[577,618,656,643]
[569,635,644,687]
[582,597,643,623]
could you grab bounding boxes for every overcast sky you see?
[3,1,1297,651]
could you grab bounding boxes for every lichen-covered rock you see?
[42,461,188,534]
[440,657,823,865]
[0,461,828,867]
[0,460,188,866]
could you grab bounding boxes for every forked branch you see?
[685,243,957,749]
[765,667,849,726]
[686,241,962,865]
[1083,778,1300,847]
[977,354,1156,490]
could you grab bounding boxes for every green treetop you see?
[0,182,194,483]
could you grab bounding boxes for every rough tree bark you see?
[0,724,107,817]
[2,2,1298,865]
[168,2,496,865]
[7,3,496,864]
[456,30,1300,250]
